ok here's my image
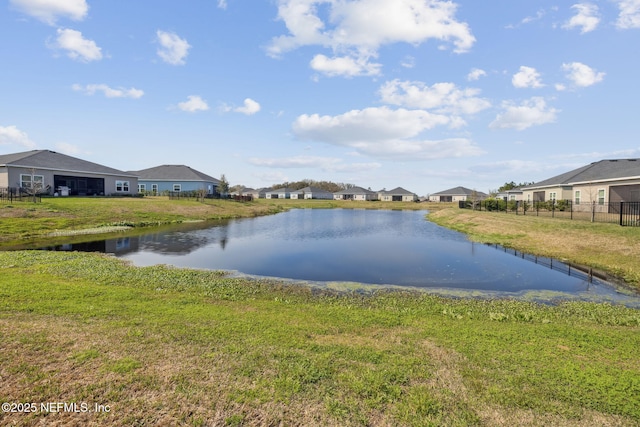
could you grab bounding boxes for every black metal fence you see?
[0,187,42,203]
[460,199,640,227]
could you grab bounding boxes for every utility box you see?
[58,186,69,196]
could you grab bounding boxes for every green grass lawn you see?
[1,251,639,426]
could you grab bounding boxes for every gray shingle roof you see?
[131,165,220,183]
[0,149,135,177]
[380,186,415,195]
[522,159,640,189]
[334,186,376,195]
[431,186,487,197]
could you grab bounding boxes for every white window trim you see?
[20,174,44,189]
[598,188,606,205]
[115,180,130,193]
[575,190,581,205]
[173,184,181,192]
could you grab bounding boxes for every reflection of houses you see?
[131,165,220,195]
[429,186,487,202]
[290,186,334,200]
[265,187,293,199]
[378,187,418,202]
[0,149,137,196]
[521,159,640,211]
[333,186,378,201]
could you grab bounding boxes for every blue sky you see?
[1,0,639,196]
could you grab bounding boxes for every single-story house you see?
[265,187,293,199]
[130,165,220,195]
[333,186,378,201]
[521,159,640,211]
[378,187,418,202]
[241,187,267,199]
[497,188,524,201]
[290,186,334,200]
[0,149,138,196]
[429,186,488,202]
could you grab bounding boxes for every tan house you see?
[0,149,138,196]
[521,159,640,212]
[378,187,418,202]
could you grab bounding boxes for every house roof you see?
[0,149,135,177]
[431,186,487,197]
[380,186,415,195]
[522,159,640,190]
[292,186,333,194]
[131,165,220,183]
[268,187,294,193]
[334,186,376,195]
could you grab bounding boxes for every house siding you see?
[138,180,215,194]
[3,166,137,196]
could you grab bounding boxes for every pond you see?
[42,209,640,306]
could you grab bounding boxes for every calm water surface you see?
[50,208,639,305]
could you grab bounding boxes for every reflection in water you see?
[39,209,640,306]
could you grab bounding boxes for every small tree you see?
[22,168,44,202]
[217,174,229,197]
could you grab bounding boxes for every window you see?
[116,180,130,192]
[173,184,181,192]
[598,189,605,205]
[549,192,557,201]
[574,190,581,205]
[152,184,158,195]
[21,174,44,190]
[138,184,146,193]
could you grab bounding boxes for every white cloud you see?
[0,125,36,149]
[512,66,544,88]
[156,30,191,65]
[268,0,475,77]
[562,62,605,87]
[292,106,484,160]
[401,56,415,69]
[177,95,209,112]
[218,0,227,10]
[10,0,88,25]
[248,155,381,172]
[615,0,640,29]
[310,54,381,77]
[490,97,559,131]
[54,142,86,155]
[467,68,486,81]
[563,3,600,33]
[72,84,144,99]
[379,80,491,116]
[222,98,261,115]
[51,28,102,62]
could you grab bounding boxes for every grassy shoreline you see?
[1,250,639,426]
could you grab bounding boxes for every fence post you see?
[620,201,624,226]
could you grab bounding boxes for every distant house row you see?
[236,186,419,202]
[0,149,220,196]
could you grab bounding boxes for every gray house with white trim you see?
[0,149,137,196]
[290,186,334,200]
[333,186,378,201]
[429,186,487,202]
[131,165,220,195]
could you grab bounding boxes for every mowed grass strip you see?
[428,208,640,290]
[0,251,639,426]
